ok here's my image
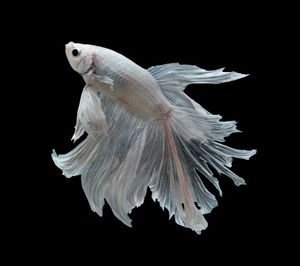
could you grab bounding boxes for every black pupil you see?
[72,49,79,56]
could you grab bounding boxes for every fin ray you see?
[148,63,247,91]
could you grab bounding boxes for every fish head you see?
[65,42,94,74]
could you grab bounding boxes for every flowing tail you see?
[149,107,255,233]
[52,64,256,234]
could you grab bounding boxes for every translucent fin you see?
[52,135,101,178]
[150,119,211,233]
[92,74,114,91]
[55,94,156,226]
[160,85,211,115]
[148,63,248,91]
[149,107,256,234]
[145,63,255,233]
[72,85,107,142]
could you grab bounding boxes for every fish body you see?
[52,42,256,234]
[69,43,170,119]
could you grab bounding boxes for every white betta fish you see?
[52,42,256,234]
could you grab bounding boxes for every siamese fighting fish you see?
[52,42,256,234]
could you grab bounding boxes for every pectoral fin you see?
[72,85,108,142]
[93,74,114,91]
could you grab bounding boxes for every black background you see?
[6,2,291,264]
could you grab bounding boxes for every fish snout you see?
[65,42,75,52]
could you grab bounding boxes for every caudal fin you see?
[147,63,255,234]
[149,107,256,234]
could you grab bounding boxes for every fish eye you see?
[72,48,81,57]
